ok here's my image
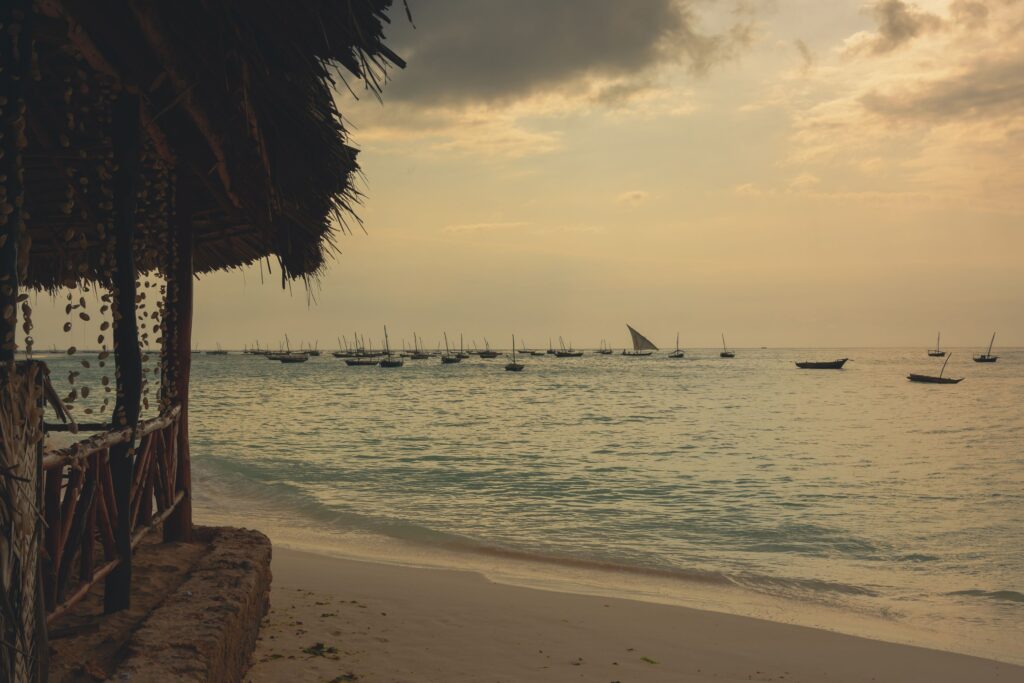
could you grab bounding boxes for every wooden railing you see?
[40,404,183,624]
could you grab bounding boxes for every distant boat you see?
[519,339,543,356]
[546,338,557,355]
[595,339,613,355]
[927,332,945,357]
[278,353,309,364]
[720,334,735,358]
[206,343,228,355]
[409,332,430,360]
[378,326,404,368]
[908,353,963,384]
[973,332,998,363]
[441,332,461,364]
[505,335,524,372]
[479,339,500,359]
[456,333,470,359]
[795,358,849,370]
[555,336,583,357]
[668,333,685,359]
[307,341,321,357]
[622,324,657,357]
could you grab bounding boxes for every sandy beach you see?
[245,546,1022,683]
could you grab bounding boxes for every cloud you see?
[616,190,652,205]
[794,39,815,70]
[843,1,943,56]
[787,173,821,190]
[950,0,989,30]
[383,1,754,106]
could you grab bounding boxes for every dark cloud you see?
[855,0,943,55]
[380,1,751,105]
[950,0,989,30]
[861,55,1024,119]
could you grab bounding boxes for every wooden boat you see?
[555,337,583,357]
[668,333,685,359]
[927,332,945,357]
[595,339,613,355]
[378,326,404,368]
[278,353,308,364]
[441,332,461,364]
[408,333,430,359]
[518,339,542,356]
[479,339,499,359]
[546,339,557,355]
[795,358,849,369]
[505,335,524,372]
[455,333,470,359]
[720,333,735,358]
[345,357,378,366]
[973,332,998,363]
[908,353,963,384]
[622,324,657,356]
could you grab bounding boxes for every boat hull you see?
[504,363,524,372]
[621,351,653,357]
[345,358,378,366]
[378,359,404,368]
[927,351,946,357]
[795,359,849,369]
[907,373,963,384]
[440,356,461,364]
[973,355,998,363]
[720,352,735,358]
[555,351,583,357]
[668,351,685,359]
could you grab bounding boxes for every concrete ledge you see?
[112,526,272,682]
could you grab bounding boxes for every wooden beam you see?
[104,90,143,615]
[164,207,193,542]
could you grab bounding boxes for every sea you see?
[43,347,1024,664]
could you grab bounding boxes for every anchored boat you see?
[720,333,735,358]
[505,335,524,372]
[909,353,963,384]
[668,333,685,359]
[795,358,849,369]
[973,332,998,363]
[927,332,945,357]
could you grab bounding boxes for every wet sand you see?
[246,546,1022,682]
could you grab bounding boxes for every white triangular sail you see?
[626,324,658,351]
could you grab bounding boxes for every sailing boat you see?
[378,326,404,368]
[595,339,613,355]
[456,333,470,359]
[973,332,998,363]
[928,332,945,357]
[555,336,583,357]
[546,338,557,355]
[505,335,525,372]
[206,342,228,355]
[720,333,735,358]
[668,333,685,359]
[622,324,657,357]
[441,332,461,364]
[908,352,963,384]
[479,338,500,359]
[409,333,430,360]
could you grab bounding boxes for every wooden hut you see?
[0,1,404,679]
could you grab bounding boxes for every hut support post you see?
[164,210,193,542]
[104,91,143,614]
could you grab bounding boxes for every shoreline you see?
[247,544,1022,682]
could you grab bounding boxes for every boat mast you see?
[512,335,517,363]
[383,325,392,358]
[987,332,995,356]
[721,333,727,352]
[940,353,952,379]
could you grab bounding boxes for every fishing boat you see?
[378,326,404,368]
[456,333,470,359]
[555,336,583,357]
[973,332,998,363]
[505,335,524,372]
[720,333,735,358]
[307,341,321,357]
[278,353,308,363]
[795,358,849,369]
[518,339,541,356]
[409,333,430,360]
[908,353,963,384]
[206,343,228,355]
[546,339,557,355]
[441,332,461,364]
[479,339,499,359]
[927,332,945,357]
[595,339,613,355]
[668,333,685,359]
[622,324,657,356]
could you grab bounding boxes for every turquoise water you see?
[42,347,1024,662]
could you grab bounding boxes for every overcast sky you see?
[37,1,1024,349]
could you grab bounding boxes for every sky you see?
[36,0,1024,350]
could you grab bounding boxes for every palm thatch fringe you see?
[0,363,45,682]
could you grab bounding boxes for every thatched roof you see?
[21,0,405,289]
